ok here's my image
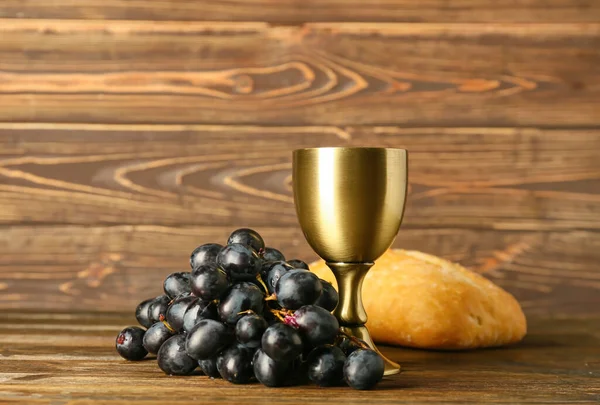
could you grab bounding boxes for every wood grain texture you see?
[0,20,598,126]
[0,6,598,320]
[0,124,599,230]
[0,225,598,316]
[1,0,599,23]
[0,313,599,404]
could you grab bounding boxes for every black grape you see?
[262,247,285,262]
[253,349,290,387]
[275,270,322,309]
[307,345,346,386]
[190,264,229,301]
[165,295,197,333]
[190,243,223,270]
[217,243,261,281]
[157,335,197,376]
[286,357,311,386]
[148,295,171,324]
[343,349,384,390]
[261,323,303,362]
[142,321,174,354]
[314,280,339,312]
[216,344,255,384]
[235,314,268,348]
[198,356,221,378]
[182,300,218,334]
[339,337,363,356]
[227,228,264,252]
[115,326,147,361]
[287,259,309,270]
[218,282,264,325]
[265,261,292,294]
[135,298,154,328]
[293,305,339,347]
[163,272,192,299]
[185,319,233,360]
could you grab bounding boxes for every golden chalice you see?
[293,147,408,375]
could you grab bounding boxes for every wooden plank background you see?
[0,1,598,317]
[1,0,599,22]
[1,21,599,126]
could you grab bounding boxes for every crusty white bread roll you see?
[310,249,527,350]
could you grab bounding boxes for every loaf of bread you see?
[310,249,527,350]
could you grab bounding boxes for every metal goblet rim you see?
[293,147,407,153]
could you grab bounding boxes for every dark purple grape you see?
[217,243,261,281]
[165,296,197,333]
[314,280,339,312]
[275,270,322,310]
[157,335,197,376]
[198,356,221,378]
[287,259,309,270]
[182,300,218,333]
[265,261,292,294]
[142,321,173,354]
[260,260,274,279]
[307,345,346,386]
[344,349,384,390]
[218,282,264,325]
[261,323,303,362]
[287,357,311,386]
[115,326,147,361]
[253,349,290,387]
[227,228,264,252]
[190,264,229,301]
[135,298,154,328]
[163,272,192,299]
[148,295,171,324]
[190,243,223,270]
[293,305,339,347]
[216,344,255,384]
[235,314,268,348]
[262,247,285,262]
[185,319,233,360]
[339,337,363,356]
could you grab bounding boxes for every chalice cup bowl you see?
[293,147,408,376]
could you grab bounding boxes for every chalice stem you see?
[327,262,401,376]
[327,262,371,325]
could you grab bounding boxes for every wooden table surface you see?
[0,312,598,404]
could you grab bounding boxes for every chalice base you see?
[340,325,401,376]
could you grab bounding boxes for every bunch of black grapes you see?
[116,228,385,390]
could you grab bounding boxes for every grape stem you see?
[255,274,269,295]
[161,319,176,333]
[264,293,277,301]
[268,308,295,323]
[269,309,286,322]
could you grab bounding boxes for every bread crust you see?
[310,249,527,350]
